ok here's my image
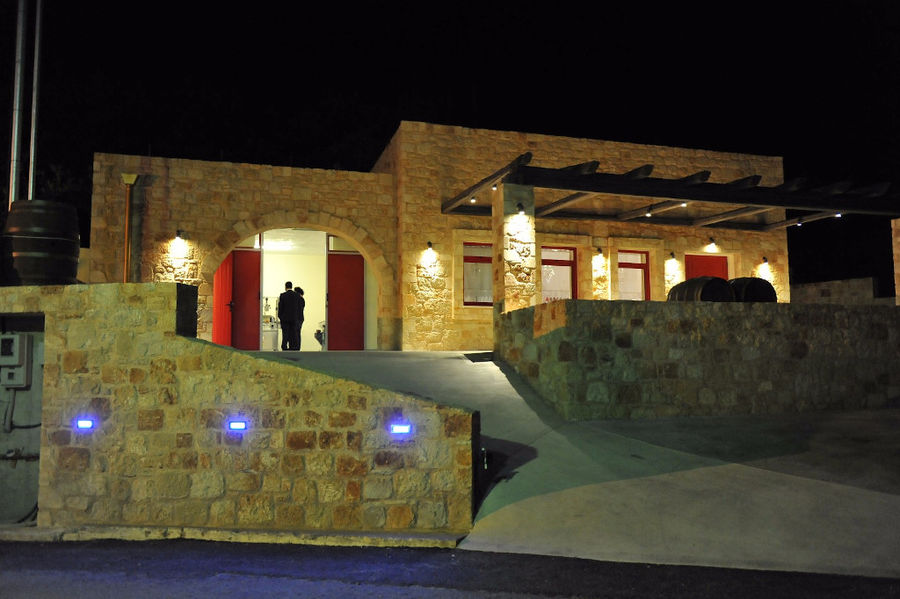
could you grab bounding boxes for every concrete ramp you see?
[267,350,900,578]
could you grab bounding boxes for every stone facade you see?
[89,121,789,351]
[375,122,788,349]
[89,157,400,347]
[497,299,900,420]
[0,283,474,536]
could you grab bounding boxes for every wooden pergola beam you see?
[506,166,900,216]
[441,152,532,213]
[535,192,594,217]
[692,206,771,227]
[617,200,686,221]
[535,163,650,217]
[761,211,843,232]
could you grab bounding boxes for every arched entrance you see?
[210,228,381,351]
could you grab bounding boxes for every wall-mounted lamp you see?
[670,252,676,259]
[763,256,768,263]
[796,220,803,227]
[491,183,498,191]
[596,247,603,255]
[680,202,687,208]
[645,210,652,218]
[708,237,716,244]
[176,229,187,240]
[516,202,525,215]
[427,241,433,249]
[469,196,476,204]
[835,213,842,218]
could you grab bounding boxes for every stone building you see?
[87,121,853,351]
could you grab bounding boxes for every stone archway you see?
[198,210,399,349]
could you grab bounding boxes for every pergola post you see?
[493,183,538,313]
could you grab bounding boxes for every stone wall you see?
[90,155,400,347]
[0,283,474,536]
[790,277,895,306]
[496,299,900,420]
[374,121,789,351]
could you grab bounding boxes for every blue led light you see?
[228,420,248,431]
[390,423,412,435]
[75,419,94,430]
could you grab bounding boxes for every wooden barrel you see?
[667,276,735,302]
[1,200,80,286]
[729,277,777,302]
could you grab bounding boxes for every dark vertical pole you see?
[8,0,28,209]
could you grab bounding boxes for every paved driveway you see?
[269,351,900,577]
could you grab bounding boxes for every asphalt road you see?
[0,540,897,598]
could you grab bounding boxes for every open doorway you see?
[212,229,378,351]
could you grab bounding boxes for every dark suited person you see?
[278,281,301,350]
[295,287,306,349]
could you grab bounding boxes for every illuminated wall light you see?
[420,242,439,274]
[664,251,683,293]
[680,202,687,207]
[469,197,476,204]
[170,230,189,260]
[645,210,652,218]
[835,213,842,218]
[757,257,774,283]
[227,419,249,431]
[75,418,95,430]
[390,422,412,435]
[517,202,525,215]
[491,184,498,191]
[704,237,718,253]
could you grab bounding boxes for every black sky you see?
[2,1,900,293]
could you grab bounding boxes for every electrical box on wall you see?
[0,333,33,388]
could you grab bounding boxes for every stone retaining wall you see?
[0,283,474,536]
[791,277,895,306]
[496,299,900,420]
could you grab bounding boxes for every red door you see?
[212,253,233,346]
[327,253,364,350]
[685,254,729,280]
[231,249,261,350]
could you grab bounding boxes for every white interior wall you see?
[261,230,327,351]
[260,229,377,351]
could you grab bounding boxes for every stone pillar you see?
[492,183,537,313]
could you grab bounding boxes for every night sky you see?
[2,1,899,294]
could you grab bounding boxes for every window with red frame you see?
[463,243,492,306]
[541,246,576,302]
[617,250,650,300]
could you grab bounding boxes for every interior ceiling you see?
[442,154,900,231]
[240,229,326,254]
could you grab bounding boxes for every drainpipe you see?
[121,174,138,282]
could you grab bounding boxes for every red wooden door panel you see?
[232,249,261,350]
[685,254,728,280]
[212,252,233,346]
[327,253,364,350]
